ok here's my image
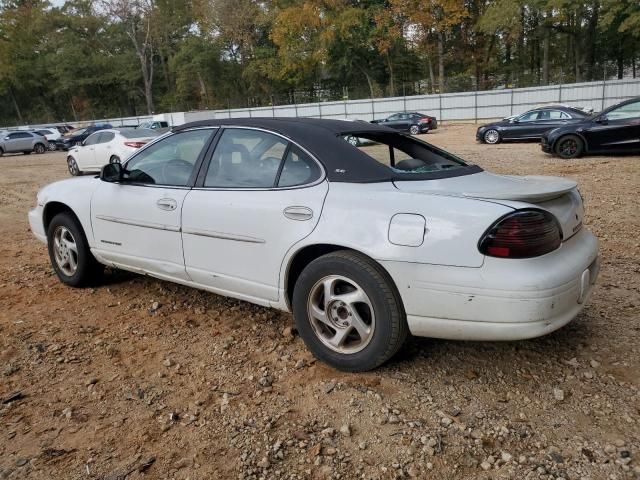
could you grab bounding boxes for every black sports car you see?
[476,106,590,144]
[56,124,112,151]
[541,97,640,159]
[371,112,437,134]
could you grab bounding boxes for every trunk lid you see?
[394,171,584,241]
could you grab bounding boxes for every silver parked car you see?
[0,130,49,156]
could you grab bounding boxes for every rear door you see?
[583,99,640,152]
[181,127,328,304]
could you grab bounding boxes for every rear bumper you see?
[381,228,599,341]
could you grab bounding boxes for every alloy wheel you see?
[67,157,79,175]
[35,144,45,154]
[53,226,78,276]
[484,129,500,144]
[306,275,376,354]
[409,125,420,135]
[109,156,121,164]
[559,139,578,157]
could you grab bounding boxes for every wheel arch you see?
[551,131,589,153]
[43,201,82,234]
[283,243,402,311]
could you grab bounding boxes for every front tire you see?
[67,156,81,176]
[47,212,103,287]
[555,134,584,159]
[292,251,408,372]
[483,129,501,144]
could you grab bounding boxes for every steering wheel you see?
[162,159,193,185]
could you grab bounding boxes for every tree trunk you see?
[427,52,436,94]
[8,86,22,123]
[386,51,395,97]
[617,40,624,79]
[437,31,445,93]
[505,41,512,86]
[542,27,550,85]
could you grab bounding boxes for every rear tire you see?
[409,125,420,135]
[555,134,584,159]
[67,156,81,176]
[292,251,408,372]
[34,143,46,154]
[109,155,121,164]
[46,212,103,287]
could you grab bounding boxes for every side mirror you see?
[595,115,608,124]
[100,162,123,183]
[4,136,9,140]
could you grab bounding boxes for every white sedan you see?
[29,119,599,371]
[66,128,158,176]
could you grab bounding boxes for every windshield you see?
[70,128,86,136]
[341,132,468,175]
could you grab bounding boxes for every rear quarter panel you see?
[281,182,514,275]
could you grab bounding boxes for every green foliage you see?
[0,0,638,125]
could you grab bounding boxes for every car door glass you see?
[607,101,640,120]
[387,114,400,121]
[277,146,322,187]
[517,111,540,122]
[204,128,289,188]
[84,133,101,146]
[100,132,115,144]
[125,129,212,186]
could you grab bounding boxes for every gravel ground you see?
[0,125,639,480]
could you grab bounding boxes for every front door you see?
[5,132,32,152]
[181,127,328,304]
[91,128,215,281]
[583,99,640,153]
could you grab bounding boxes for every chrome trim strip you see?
[95,215,180,232]
[182,227,265,244]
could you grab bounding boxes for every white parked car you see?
[33,128,62,150]
[29,119,599,371]
[66,128,159,176]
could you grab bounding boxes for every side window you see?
[84,133,101,146]
[547,110,569,120]
[10,132,32,139]
[204,128,288,188]
[387,114,400,121]
[278,146,322,187]
[125,129,213,186]
[607,101,640,120]
[518,111,540,122]
[100,132,115,143]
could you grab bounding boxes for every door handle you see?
[284,206,313,221]
[157,198,177,211]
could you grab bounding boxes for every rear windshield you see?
[341,132,468,175]
[119,128,158,139]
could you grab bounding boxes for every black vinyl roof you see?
[174,117,478,183]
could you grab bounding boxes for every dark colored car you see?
[542,97,640,159]
[476,106,590,144]
[56,124,112,151]
[371,112,437,134]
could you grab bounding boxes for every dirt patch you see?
[1,126,639,479]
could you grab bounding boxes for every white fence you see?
[94,77,640,127]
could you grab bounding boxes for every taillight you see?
[419,116,431,124]
[479,209,562,259]
[124,141,147,148]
